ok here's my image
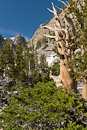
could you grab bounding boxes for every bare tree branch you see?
[51,2,57,13]
[43,34,56,39]
[47,8,54,14]
[43,25,67,33]
[66,1,70,6]
[58,0,67,6]
[42,25,57,31]
[56,5,63,11]
[58,0,70,17]
[43,25,70,41]
[42,0,78,91]
[47,2,57,16]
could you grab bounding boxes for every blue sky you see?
[0,0,67,40]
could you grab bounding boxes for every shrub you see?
[0,81,87,129]
[36,40,41,49]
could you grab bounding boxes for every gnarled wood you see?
[43,1,77,91]
[82,79,87,99]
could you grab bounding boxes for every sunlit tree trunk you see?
[43,1,77,91]
[82,79,87,99]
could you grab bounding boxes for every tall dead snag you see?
[43,1,77,91]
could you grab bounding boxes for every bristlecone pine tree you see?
[43,0,87,99]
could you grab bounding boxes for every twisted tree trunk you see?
[43,1,77,91]
[60,59,77,91]
[82,79,87,99]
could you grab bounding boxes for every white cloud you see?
[24,36,30,41]
[0,28,30,41]
[0,29,19,36]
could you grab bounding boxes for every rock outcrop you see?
[5,33,27,46]
[27,19,58,66]
[0,33,27,48]
[13,33,27,45]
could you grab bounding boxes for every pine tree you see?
[69,0,87,99]
[0,41,15,81]
[39,54,50,82]
[15,42,26,82]
[51,60,60,76]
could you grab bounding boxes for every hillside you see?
[1,0,87,129]
[27,18,58,66]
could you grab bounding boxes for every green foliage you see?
[48,31,56,43]
[39,54,50,82]
[69,0,87,82]
[0,81,87,129]
[36,37,48,50]
[52,46,58,54]
[0,41,28,83]
[1,2,87,129]
[52,60,60,76]
[36,39,41,49]
[42,43,48,50]
[0,39,51,86]
[0,41,15,80]
[66,121,87,130]
[42,37,48,44]
[15,42,26,81]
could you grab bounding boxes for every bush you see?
[42,43,48,50]
[0,81,87,129]
[42,37,48,44]
[36,40,41,49]
[36,37,48,50]
[52,60,60,76]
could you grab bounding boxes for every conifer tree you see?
[15,42,26,82]
[23,46,30,78]
[69,0,87,99]
[39,54,50,82]
[42,0,87,99]
[0,41,15,81]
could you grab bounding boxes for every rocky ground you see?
[0,86,8,114]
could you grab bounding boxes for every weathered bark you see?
[81,43,87,99]
[82,79,87,100]
[50,71,63,87]
[60,59,77,91]
[0,128,3,130]
[43,2,77,91]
